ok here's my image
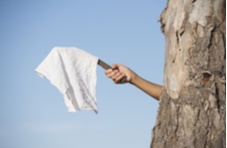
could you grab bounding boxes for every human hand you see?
[105,64,137,84]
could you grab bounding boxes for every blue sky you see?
[0,1,166,148]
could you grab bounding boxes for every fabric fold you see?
[35,47,99,113]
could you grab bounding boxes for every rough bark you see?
[151,0,225,148]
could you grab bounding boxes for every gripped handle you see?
[98,59,126,83]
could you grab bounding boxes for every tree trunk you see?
[151,0,225,148]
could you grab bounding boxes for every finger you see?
[114,73,126,83]
[112,71,122,80]
[105,69,113,75]
[107,70,119,78]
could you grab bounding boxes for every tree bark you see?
[151,0,225,148]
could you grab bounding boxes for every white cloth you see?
[35,47,99,113]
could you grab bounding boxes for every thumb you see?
[111,64,120,70]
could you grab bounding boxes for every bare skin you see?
[105,64,163,101]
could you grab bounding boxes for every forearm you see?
[130,75,163,101]
[105,64,163,100]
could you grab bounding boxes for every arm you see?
[105,64,163,101]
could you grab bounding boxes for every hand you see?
[105,64,137,84]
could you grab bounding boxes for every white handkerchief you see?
[35,47,99,113]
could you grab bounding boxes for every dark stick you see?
[98,59,111,70]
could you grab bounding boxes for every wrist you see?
[130,73,140,85]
